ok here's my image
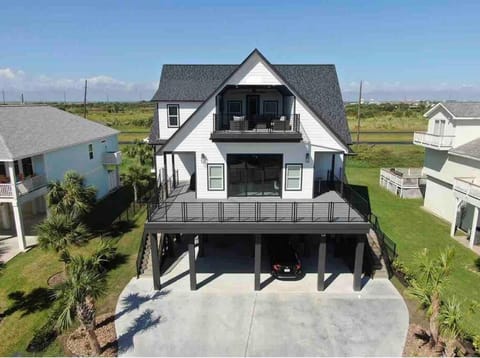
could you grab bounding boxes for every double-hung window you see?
[167,104,180,128]
[207,164,224,191]
[285,164,302,191]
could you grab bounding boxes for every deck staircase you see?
[136,230,152,277]
[366,229,389,279]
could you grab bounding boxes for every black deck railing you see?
[147,199,368,223]
[212,113,300,132]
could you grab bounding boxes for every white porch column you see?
[451,198,459,237]
[470,206,479,249]
[7,161,26,251]
[12,203,25,251]
[0,203,11,229]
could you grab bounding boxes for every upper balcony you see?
[210,113,302,142]
[0,174,48,198]
[103,151,122,166]
[413,131,455,150]
[210,84,303,143]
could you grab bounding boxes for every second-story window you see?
[167,104,180,128]
[88,143,94,160]
[263,101,278,117]
[227,101,242,116]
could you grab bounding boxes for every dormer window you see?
[167,104,180,128]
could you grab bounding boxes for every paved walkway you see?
[0,235,37,264]
[115,241,409,356]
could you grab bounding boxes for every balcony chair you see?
[230,116,248,131]
[272,116,290,131]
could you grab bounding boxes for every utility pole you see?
[356,80,363,144]
[2,90,5,105]
[21,93,24,104]
[63,91,66,105]
[83,80,87,118]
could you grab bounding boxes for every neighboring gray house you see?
[0,105,122,251]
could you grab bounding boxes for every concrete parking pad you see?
[116,276,408,356]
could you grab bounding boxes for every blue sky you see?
[1,0,480,102]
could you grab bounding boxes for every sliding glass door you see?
[227,154,282,197]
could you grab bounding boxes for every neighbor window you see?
[88,143,94,160]
[263,101,278,116]
[285,164,302,191]
[207,164,224,191]
[227,101,242,115]
[167,104,180,127]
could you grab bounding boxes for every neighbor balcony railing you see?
[453,177,480,201]
[0,174,48,198]
[413,131,455,149]
[103,151,122,165]
[380,168,426,188]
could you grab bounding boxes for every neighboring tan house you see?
[414,102,480,250]
[144,49,371,292]
[0,105,122,251]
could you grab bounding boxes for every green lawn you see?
[0,208,145,356]
[346,161,480,337]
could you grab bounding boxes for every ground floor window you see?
[285,164,302,191]
[227,154,282,196]
[207,164,224,191]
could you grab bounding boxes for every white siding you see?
[427,110,455,137]
[453,119,480,147]
[423,177,455,222]
[157,102,201,140]
[424,148,480,185]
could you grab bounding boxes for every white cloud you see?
[0,68,156,102]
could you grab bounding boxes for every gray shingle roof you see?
[0,105,119,160]
[442,102,480,118]
[151,61,350,144]
[152,65,237,102]
[449,138,480,161]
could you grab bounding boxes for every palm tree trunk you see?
[133,184,138,203]
[430,291,440,347]
[85,326,101,355]
[77,296,101,355]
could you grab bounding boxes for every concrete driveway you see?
[115,241,409,356]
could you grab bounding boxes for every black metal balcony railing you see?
[147,200,368,223]
[146,177,371,224]
[212,113,300,132]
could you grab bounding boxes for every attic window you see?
[167,104,180,128]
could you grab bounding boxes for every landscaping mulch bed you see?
[66,313,117,357]
[47,271,66,287]
[402,324,440,357]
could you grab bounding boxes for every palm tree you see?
[55,255,107,356]
[121,164,150,202]
[407,247,455,349]
[47,171,96,220]
[439,297,463,357]
[36,214,89,272]
[135,142,151,166]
